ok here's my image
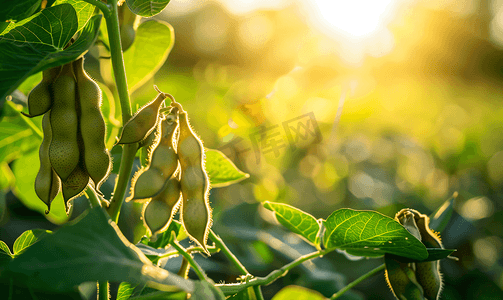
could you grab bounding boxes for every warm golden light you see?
[309,0,397,38]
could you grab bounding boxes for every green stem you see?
[6,101,43,139]
[82,0,110,15]
[107,143,137,222]
[158,245,219,260]
[209,230,265,299]
[218,249,331,296]
[85,185,101,208]
[330,264,385,299]
[84,0,136,223]
[170,235,208,281]
[98,281,109,300]
[209,230,248,274]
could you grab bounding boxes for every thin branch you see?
[217,249,331,296]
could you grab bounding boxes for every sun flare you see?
[310,0,397,38]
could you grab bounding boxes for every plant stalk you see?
[98,281,109,300]
[217,249,331,296]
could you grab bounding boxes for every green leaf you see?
[54,0,95,31]
[123,20,174,94]
[263,201,320,247]
[429,193,457,232]
[0,5,102,100]
[389,248,457,263]
[141,220,182,249]
[118,282,135,300]
[205,149,250,188]
[8,207,195,292]
[12,229,52,256]
[0,0,41,22]
[271,285,326,300]
[0,240,13,257]
[324,209,428,260]
[12,149,69,224]
[126,0,171,17]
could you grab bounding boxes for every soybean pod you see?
[132,114,178,200]
[73,57,111,190]
[117,88,167,144]
[175,102,212,253]
[22,66,61,118]
[35,113,61,213]
[143,177,181,239]
[49,62,80,182]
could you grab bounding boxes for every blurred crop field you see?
[2,0,503,299]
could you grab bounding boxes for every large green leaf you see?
[126,0,171,17]
[54,0,95,31]
[324,209,428,260]
[389,248,456,263]
[0,5,101,100]
[123,20,174,94]
[7,207,195,292]
[262,201,320,247]
[205,149,250,188]
[271,285,325,300]
[12,229,52,256]
[0,0,41,22]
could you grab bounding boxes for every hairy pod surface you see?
[117,92,167,144]
[149,114,178,177]
[73,57,111,189]
[35,113,61,212]
[49,62,80,182]
[132,168,167,200]
[394,209,444,300]
[410,210,443,300]
[144,177,181,237]
[139,119,161,167]
[385,254,425,300]
[23,66,62,118]
[177,109,212,252]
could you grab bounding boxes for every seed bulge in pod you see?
[144,177,181,238]
[149,114,178,178]
[73,57,111,190]
[49,62,80,182]
[117,91,167,144]
[132,168,166,200]
[35,112,61,213]
[62,162,89,214]
[22,66,62,118]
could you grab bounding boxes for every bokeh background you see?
[2,0,503,299]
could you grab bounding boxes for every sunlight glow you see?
[310,0,397,38]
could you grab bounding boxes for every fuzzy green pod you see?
[49,62,80,182]
[385,254,425,300]
[22,66,61,118]
[143,177,181,238]
[35,113,61,213]
[131,168,167,200]
[149,114,178,177]
[410,210,444,300]
[132,115,178,199]
[73,57,111,190]
[392,209,444,300]
[117,91,167,144]
[176,107,212,253]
